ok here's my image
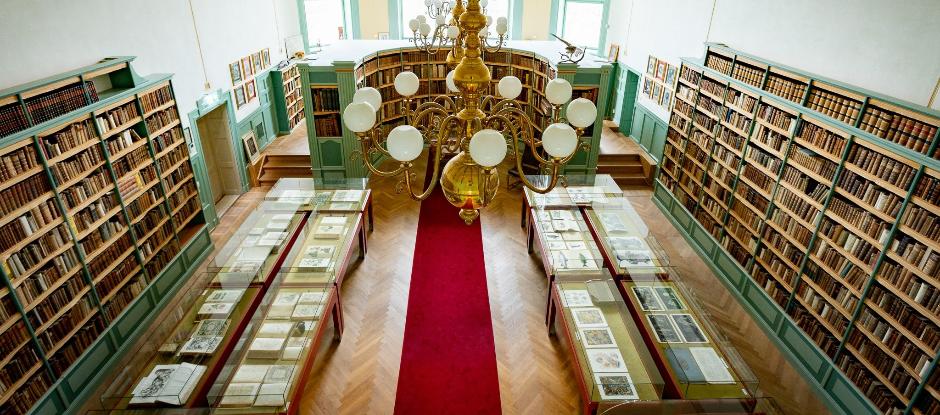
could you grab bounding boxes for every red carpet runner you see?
[393,188,502,414]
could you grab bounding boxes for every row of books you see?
[39,119,97,161]
[845,144,917,191]
[704,53,732,75]
[47,313,107,377]
[795,121,846,158]
[763,74,806,104]
[0,366,50,415]
[314,114,341,138]
[96,102,139,134]
[61,170,111,212]
[15,251,82,308]
[145,107,179,134]
[1,80,99,140]
[5,224,72,280]
[310,89,340,112]
[49,144,104,186]
[0,198,60,253]
[731,63,763,88]
[88,233,134,280]
[0,145,39,184]
[806,89,861,125]
[140,85,174,115]
[77,217,124,258]
[101,273,147,321]
[858,106,938,155]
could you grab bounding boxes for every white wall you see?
[607,0,940,124]
[0,0,303,125]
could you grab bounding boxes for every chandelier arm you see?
[402,115,458,200]
[354,133,409,177]
[493,107,553,165]
[368,128,394,158]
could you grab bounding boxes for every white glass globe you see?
[446,70,460,93]
[435,15,445,26]
[394,71,420,96]
[480,0,489,8]
[496,16,507,25]
[408,19,419,32]
[566,98,598,128]
[419,22,432,36]
[497,76,522,99]
[447,26,459,40]
[416,15,426,23]
[387,125,424,162]
[353,87,382,112]
[495,22,508,35]
[542,123,578,158]
[424,0,433,6]
[545,78,572,105]
[485,15,493,27]
[469,129,507,167]
[343,102,376,133]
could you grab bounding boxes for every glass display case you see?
[206,200,308,285]
[528,205,605,277]
[550,271,666,415]
[266,178,372,230]
[98,272,263,409]
[278,211,365,287]
[207,277,338,414]
[584,197,671,276]
[619,267,758,401]
[522,174,622,211]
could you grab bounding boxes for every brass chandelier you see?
[342,0,597,224]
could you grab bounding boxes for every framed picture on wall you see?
[662,89,672,109]
[234,85,246,108]
[245,80,257,101]
[229,61,242,85]
[665,65,677,86]
[652,83,662,102]
[607,44,620,63]
[642,77,651,96]
[252,52,263,73]
[261,48,271,67]
[646,56,657,75]
[241,57,252,76]
[241,131,261,164]
[655,61,666,81]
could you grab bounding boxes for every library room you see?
[0,0,937,414]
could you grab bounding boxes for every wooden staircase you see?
[596,152,655,186]
[256,154,313,185]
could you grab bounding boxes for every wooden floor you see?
[599,120,641,155]
[83,126,830,414]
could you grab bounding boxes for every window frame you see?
[549,0,609,52]
[391,0,517,40]
[297,0,359,51]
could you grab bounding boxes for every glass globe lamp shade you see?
[495,22,507,35]
[447,26,459,39]
[353,87,382,112]
[480,0,489,8]
[419,22,432,36]
[496,16,507,25]
[409,19,419,32]
[435,15,446,25]
[566,98,598,128]
[545,78,572,105]
[387,125,424,162]
[497,76,522,99]
[468,129,507,167]
[445,70,460,93]
[416,15,426,23]
[486,15,493,27]
[343,102,376,133]
[424,0,433,6]
[394,72,420,96]
[542,123,578,158]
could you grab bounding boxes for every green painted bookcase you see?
[653,43,940,415]
[0,57,213,414]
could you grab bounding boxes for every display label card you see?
[690,347,734,383]
[585,348,628,373]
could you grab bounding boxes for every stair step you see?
[598,153,641,163]
[609,174,650,186]
[597,164,645,175]
[264,161,311,169]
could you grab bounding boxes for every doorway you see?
[196,105,241,217]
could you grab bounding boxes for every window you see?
[397,0,513,39]
[304,0,352,46]
[554,0,608,51]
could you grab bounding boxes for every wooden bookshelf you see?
[271,63,306,134]
[655,45,940,415]
[0,58,210,414]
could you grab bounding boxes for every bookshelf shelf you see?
[654,43,940,415]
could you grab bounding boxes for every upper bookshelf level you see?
[702,43,940,163]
